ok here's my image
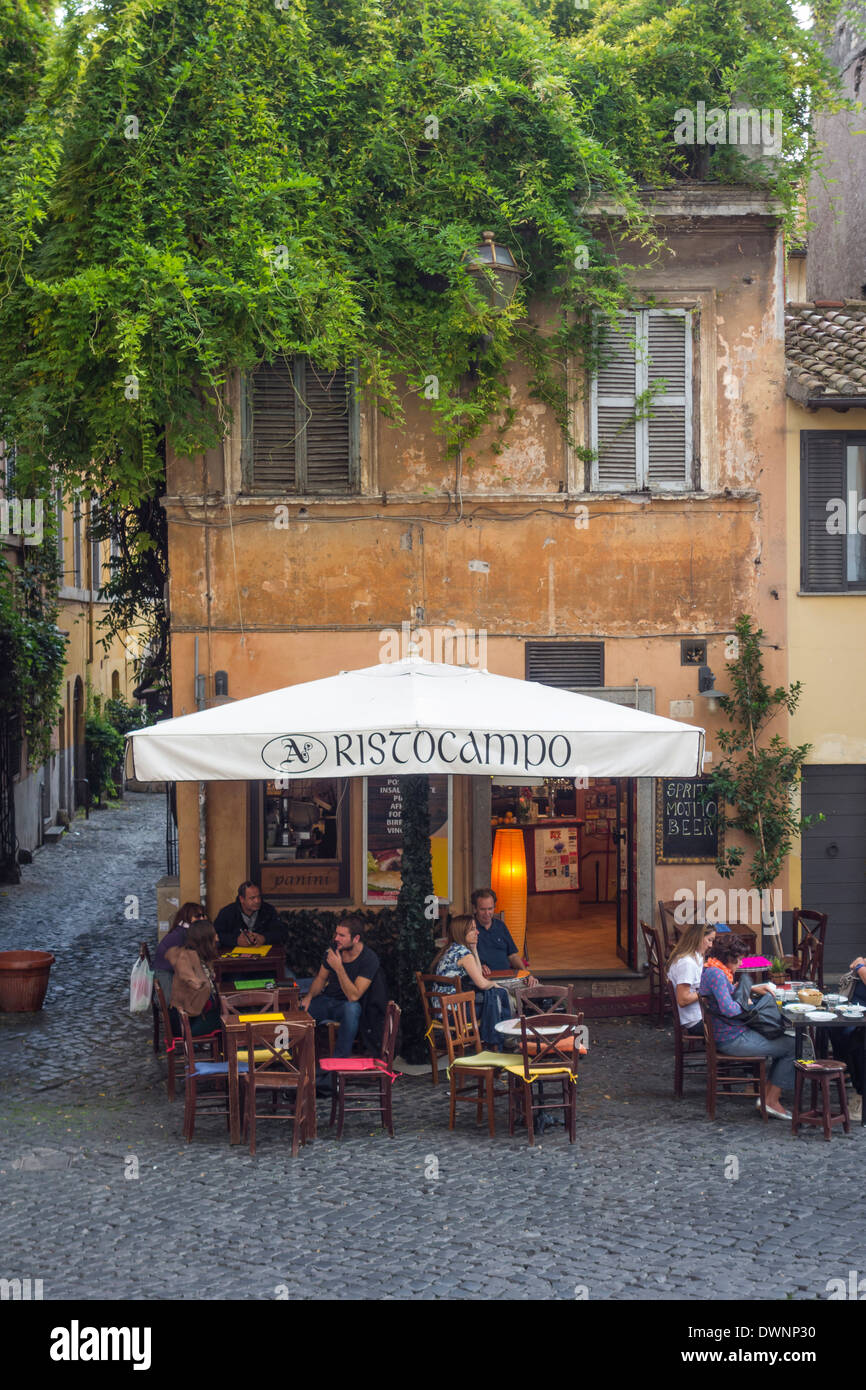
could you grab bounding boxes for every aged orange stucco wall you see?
[164,188,790,948]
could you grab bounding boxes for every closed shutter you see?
[646,312,690,489]
[592,310,693,491]
[525,642,605,688]
[304,363,352,493]
[801,433,845,592]
[249,359,298,493]
[594,315,638,490]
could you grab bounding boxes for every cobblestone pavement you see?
[1,792,864,1302]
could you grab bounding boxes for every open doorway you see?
[492,777,635,973]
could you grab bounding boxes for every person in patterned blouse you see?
[430,915,511,1047]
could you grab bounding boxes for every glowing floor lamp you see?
[491,828,528,960]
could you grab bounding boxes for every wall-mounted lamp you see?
[696,663,720,714]
[463,231,521,312]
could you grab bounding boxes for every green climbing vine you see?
[705,615,818,922]
[0,522,66,769]
[0,0,842,514]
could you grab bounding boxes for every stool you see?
[791,1060,850,1140]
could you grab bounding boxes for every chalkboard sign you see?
[655,777,723,864]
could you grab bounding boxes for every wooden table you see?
[214,945,287,987]
[787,1008,866,1128]
[222,1007,314,1144]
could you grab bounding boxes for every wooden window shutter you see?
[525,641,605,688]
[248,358,299,493]
[646,311,691,490]
[246,358,358,494]
[302,363,355,493]
[593,315,638,490]
[801,432,846,592]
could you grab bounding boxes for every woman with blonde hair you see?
[666,920,716,1035]
[430,914,511,1047]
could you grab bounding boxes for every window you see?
[89,497,102,595]
[801,432,866,592]
[591,309,693,492]
[252,778,350,900]
[242,358,359,495]
[56,485,64,572]
[72,496,82,588]
[525,641,605,688]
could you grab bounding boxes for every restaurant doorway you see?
[492,777,636,973]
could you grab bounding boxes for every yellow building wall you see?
[786,399,866,903]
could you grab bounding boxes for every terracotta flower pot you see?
[0,951,55,1012]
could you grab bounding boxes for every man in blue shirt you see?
[471,888,537,983]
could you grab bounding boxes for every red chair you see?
[321,1002,402,1138]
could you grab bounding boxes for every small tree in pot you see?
[705,614,819,954]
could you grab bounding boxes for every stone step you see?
[42,825,66,845]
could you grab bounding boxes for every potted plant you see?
[769,955,789,985]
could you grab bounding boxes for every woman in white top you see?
[666,922,716,1034]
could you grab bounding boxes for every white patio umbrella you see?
[126,656,704,781]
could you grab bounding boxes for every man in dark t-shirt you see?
[301,917,385,1056]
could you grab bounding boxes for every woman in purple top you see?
[699,934,796,1119]
[153,902,206,1001]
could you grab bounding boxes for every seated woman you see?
[699,934,796,1119]
[831,954,866,1120]
[153,901,206,1002]
[167,919,222,1038]
[430,914,511,1049]
[666,922,716,1035]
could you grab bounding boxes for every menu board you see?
[533,824,580,893]
[655,777,723,864]
[364,776,450,904]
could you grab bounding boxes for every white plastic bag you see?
[130,956,154,1013]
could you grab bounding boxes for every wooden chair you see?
[241,1020,315,1157]
[440,992,509,1137]
[789,909,828,990]
[666,978,707,1098]
[699,997,768,1121]
[791,1058,850,1140]
[415,972,455,1084]
[154,979,220,1102]
[321,1002,402,1138]
[516,985,577,1016]
[176,1007,235,1142]
[220,987,300,1015]
[657,901,681,955]
[640,920,668,1025]
[506,1014,583,1146]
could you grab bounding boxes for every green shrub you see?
[85,709,125,804]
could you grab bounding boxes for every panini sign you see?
[261,728,578,778]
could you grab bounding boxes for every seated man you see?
[213,880,287,950]
[472,887,538,985]
[301,917,385,1057]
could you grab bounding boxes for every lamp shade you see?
[491,828,528,959]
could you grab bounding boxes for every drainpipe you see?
[194,635,206,907]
